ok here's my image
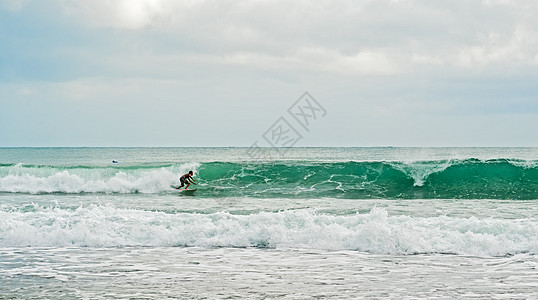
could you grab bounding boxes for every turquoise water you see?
[1,147,537,298]
[1,147,537,199]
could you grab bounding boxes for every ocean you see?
[1,147,537,299]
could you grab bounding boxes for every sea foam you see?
[0,163,198,194]
[1,206,535,256]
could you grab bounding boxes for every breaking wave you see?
[0,205,535,256]
[0,159,537,199]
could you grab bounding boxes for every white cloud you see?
[456,26,538,68]
[301,48,399,75]
[411,55,445,65]
[187,47,399,76]
[482,0,511,5]
[52,0,538,73]
[59,0,176,29]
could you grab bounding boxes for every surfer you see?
[177,171,196,190]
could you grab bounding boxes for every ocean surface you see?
[1,147,537,299]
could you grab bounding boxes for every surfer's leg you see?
[185,183,190,190]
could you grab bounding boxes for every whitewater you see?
[1,147,537,299]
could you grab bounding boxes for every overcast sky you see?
[1,0,537,147]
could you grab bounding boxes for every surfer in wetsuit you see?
[177,171,196,190]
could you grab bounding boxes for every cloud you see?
[4,0,538,81]
[456,26,538,68]
[3,0,538,146]
[50,0,538,72]
[58,0,173,29]
[411,54,445,65]
[204,47,398,75]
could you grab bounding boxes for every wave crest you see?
[1,205,535,256]
[0,163,198,194]
[1,159,537,199]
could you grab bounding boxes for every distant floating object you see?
[112,160,118,163]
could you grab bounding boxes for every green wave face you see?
[0,159,537,199]
[196,159,538,199]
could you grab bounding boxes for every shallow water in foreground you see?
[1,196,537,299]
[2,247,537,299]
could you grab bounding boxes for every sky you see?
[1,0,537,147]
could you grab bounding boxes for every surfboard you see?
[171,185,197,192]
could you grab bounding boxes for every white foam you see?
[0,163,199,194]
[390,160,455,186]
[1,206,535,256]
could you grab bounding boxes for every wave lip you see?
[1,206,535,256]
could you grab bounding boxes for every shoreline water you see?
[2,247,537,299]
